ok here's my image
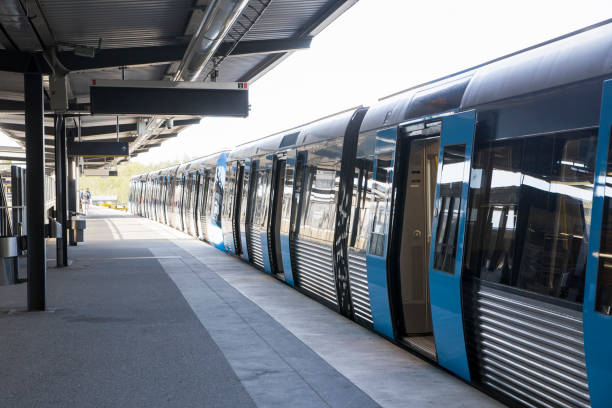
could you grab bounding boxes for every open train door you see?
[278,149,298,286]
[428,110,475,382]
[267,153,287,279]
[584,79,612,408]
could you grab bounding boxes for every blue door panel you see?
[428,110,475,382]
[281,237,294,286]
[364,127,396,339]
[366,254,394,338]
[584,79,612,408]
[261,231,272,273]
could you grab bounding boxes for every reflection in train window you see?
[433,144,467,273]
[465,128,597,304]
[368,153,393,257]
[252,169,271,227]
[349,158,373,251]
[280,161,294,235]
[299,164,340,242]
[597,132,612,314]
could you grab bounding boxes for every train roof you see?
[227,107,363,161]
[461,22,612,108]
[189,151,228,171]
[360,20,612,134]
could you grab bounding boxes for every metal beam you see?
[0,50,51,74]
[54,114,67,267]
[0,38,313,74]
[0,122,55,136]
[0,99,90,114]
[216,37,312,57]
[24,69,46,311]
[57,44,187,71]
[59,119,69,265]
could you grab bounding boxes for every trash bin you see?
[70,219,86,245]
[0,236,19,285]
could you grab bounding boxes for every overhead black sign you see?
[90,80,249,117]
[68,141,129,157]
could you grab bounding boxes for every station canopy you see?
[0,0,358,170]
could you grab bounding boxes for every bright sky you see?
[2,0,610,162]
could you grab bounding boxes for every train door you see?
[197,170,211,241]
[238,160,252,262]
[221,162,241,254]
[232,164,244,255]
[428,110,476,381]
[188,172,198,236]
[162,177,169,225]
[391,121,441,359]
[584,79,612,408]
[174,175,181,228]
[191,173,199,236]
[183,173,191,234]
[179,173,187,232]
[268,156,286,278]
[246,160,269,270]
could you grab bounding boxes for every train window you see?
[405,77,470,120]
[433,144,467,273]
[212,167,224,225]
[349,158,373,251]
[252,168,271,227]
[596,130,612,314]
[280,159,294,235]
[299,165,340,242]
[465,128,597,304]
[222,166,236,219]
[368,153,393,257]
[239,166,250,225]
[290,152,306,235]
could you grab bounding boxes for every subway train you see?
[129,22,612,408]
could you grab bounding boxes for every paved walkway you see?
[0,206,501,407]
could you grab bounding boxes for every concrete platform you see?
[0,206,502,407]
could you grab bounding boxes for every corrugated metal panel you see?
[38,0,193,49]
[205,54,270,83]
[347,251,372,324]
[464,281,590,408]
[248,224,265,269]
[242,0,333,41]
[291,238,338,306]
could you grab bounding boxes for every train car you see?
[182,152,228,247]
[221,108,368,314]
[154,152,228,249]
[157,166,177,225]
[222,131,292,272]
[347,22,612,408]
[129,22,612,408]
[129,174,147,217]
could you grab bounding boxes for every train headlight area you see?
[130,20,612,408]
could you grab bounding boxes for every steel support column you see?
[60,122,68,263]
[54,114,67,267]
[25,69,46,311]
